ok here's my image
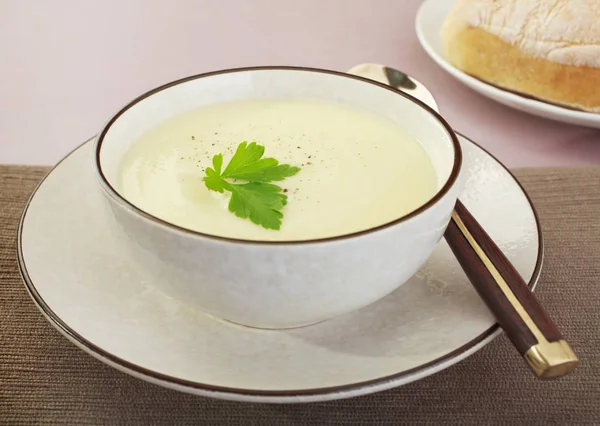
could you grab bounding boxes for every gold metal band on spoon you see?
[450,211,578,378]
[524,340,578,379]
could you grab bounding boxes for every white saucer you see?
[416,0,600,129]
[18,134,542,403]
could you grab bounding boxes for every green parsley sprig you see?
[203,142,301,230]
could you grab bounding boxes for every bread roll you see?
[441,0,600,113]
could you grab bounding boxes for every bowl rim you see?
[93,65,462,245]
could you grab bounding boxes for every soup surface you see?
[118,98,438,241]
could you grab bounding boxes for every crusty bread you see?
[441,0,600,113]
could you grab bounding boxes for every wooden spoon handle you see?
[444,200,578,379]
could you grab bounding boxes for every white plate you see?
[415,0,600,129]
[18,135,542,403]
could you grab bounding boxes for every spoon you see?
[348,63,578,379]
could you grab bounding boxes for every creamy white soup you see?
[117,98,438,241]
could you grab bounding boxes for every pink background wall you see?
[2,0,599,166]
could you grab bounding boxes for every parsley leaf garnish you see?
[203,142,301,230]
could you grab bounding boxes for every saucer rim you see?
[17,132,543,400]
[415,0,600,125]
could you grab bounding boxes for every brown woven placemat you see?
[1,164,599,425]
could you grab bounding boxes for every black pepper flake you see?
[191,136,195,140]
[307,162,312,165]
[297,146,301,149]
[283,188,288,193]
[214,132,218,135]
[308,155,312,159]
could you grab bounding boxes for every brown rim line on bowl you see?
[94,66,462,246]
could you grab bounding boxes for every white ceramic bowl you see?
[93,66,462,329]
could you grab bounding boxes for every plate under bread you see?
[18,133,542,403]
[416,0,600,129]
